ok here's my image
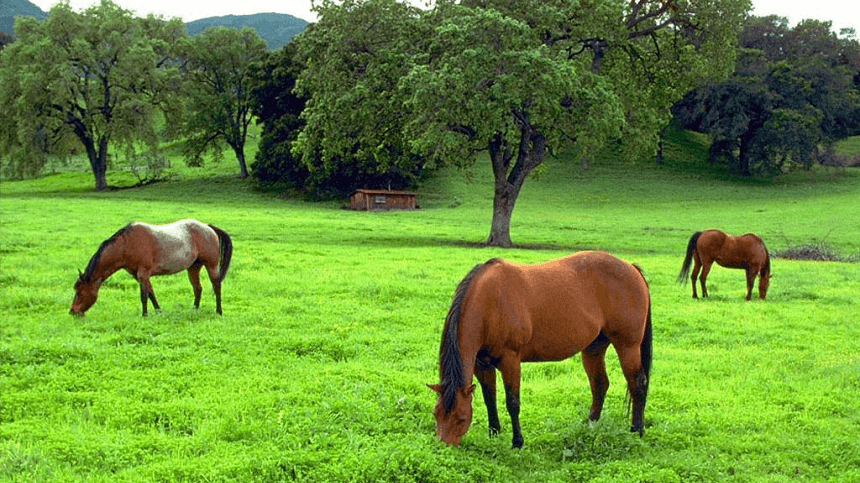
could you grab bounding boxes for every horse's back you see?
[699,229,767,268]
[476,251,649,361]
[134,219,217,274]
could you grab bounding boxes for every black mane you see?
[79,224,133,282]
[439,258,500,413]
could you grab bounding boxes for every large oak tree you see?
[295,0,748,246]
[0,0,184,190]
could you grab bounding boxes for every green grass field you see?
[1,131,859,482]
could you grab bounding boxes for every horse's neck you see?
[456,322,484,384]
[91,241,125,284]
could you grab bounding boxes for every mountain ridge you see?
[1,1,308,50]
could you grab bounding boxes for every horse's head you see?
[427,383,475,446]
[70,271,97,316]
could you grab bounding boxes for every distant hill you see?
[0,0,47,35]
[186,13,308,50]
[1,3,307,50]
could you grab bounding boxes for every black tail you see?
[208,224,233,282]
[629,264,652,435]
[639,301,652,406]
[677,231,702,283]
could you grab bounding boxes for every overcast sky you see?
[28,1,860,36]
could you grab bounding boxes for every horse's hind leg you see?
[615,345,646,435]
[205,264,223,315]
[188,262,204,309]
[690,254,702,298]
[582,333,611,422]
[744,268,756,301]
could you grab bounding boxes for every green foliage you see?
[179,27,268,178]
[293,0,427,185]
[2,131,859,481]
[674,16,860,176]
[0,0,186,190]
[293,0,748,245]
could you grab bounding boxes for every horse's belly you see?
[155,245,195,274]
[522,324,599,362]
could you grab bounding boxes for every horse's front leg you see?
[474,365,501,437]
[136,274,159,316]
[498,357,524,449]
[690,256,701,298]
[699,261,712,298]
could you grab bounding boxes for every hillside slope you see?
[186,13,308,50]
[0,0,46,35]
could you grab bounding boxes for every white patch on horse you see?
[138,220,203,274]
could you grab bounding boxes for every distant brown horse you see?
[71,219,232,316]
[428,251,652,449]
[677,229,771,300]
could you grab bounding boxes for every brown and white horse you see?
[429,251,652,449]
[71,219,232,316]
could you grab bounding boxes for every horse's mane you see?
[80,224,133,282]
[439,258,500,413]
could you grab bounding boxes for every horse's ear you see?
[77,269,83,279]
[427,384,442,394]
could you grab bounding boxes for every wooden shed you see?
[350,189,418,211]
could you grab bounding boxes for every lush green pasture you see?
[2,138,859,482]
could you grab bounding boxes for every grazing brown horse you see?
[428,251,652,449]
[677,229,771,300]
[71,219,232,316]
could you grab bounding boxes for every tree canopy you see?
[294,0,749,246]
[674,16,860,176]
[0,0,184,189]
[179,27,268,178]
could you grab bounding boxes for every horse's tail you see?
[438,258,500,413]
[208,224,233,282]
[629,264,652,434]
[677,231,702,283]
[639,298,653,407]
[762,247,771,278]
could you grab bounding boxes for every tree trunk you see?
[83,135,109,191]
[236,149,249,179]
[485,126,546,247]
[738,132,754,177]
[487,178,516,247]
[230,138,249,179]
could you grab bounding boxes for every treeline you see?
[673,16,860,176]
[2,1,859,245]
[0,1,268,190]
[252,6,860,200]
